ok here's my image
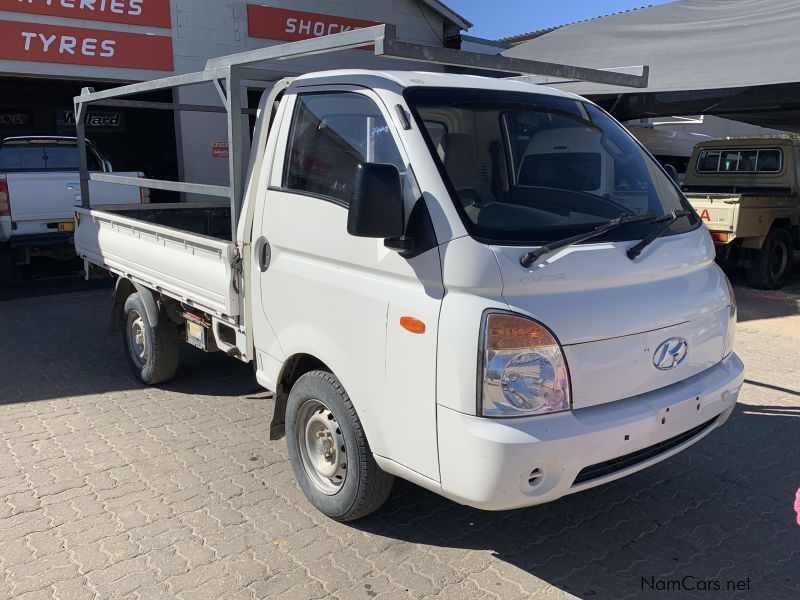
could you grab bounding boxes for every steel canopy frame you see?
[73,23,649,241]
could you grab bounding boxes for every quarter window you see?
[283,92,405,205]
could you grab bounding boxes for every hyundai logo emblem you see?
[653,337,688,370]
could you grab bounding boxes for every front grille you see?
[572,417,717,486]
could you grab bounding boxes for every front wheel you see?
[746,227,794,289]
[285,371,394,521]
[122,293,181,385]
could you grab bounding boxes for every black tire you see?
[285,370,394,521]
[122,292,181,385]
[0,246,13,286]
[746,227,794,289]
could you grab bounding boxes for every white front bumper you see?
[437,353,744,511]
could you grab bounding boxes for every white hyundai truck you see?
[73,26,744,521]
[0,136,146,284]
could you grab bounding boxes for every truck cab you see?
[683,137,800,288]
[73,26,744,521]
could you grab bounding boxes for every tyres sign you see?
[0,20,174,70]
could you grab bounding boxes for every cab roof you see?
[291,69,581,100]
[694,136,800,150]
[2,136,79,145]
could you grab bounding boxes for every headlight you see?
[723,274,737,358]
[480,312,571,417]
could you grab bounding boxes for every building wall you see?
[0,0,449,193]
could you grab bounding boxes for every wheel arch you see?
[269,353,331,441]
[772,217,792,231]
[771,217,798,246]
[111,278,159,331]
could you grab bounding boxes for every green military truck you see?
[683,136,799,289]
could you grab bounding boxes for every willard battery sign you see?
[64,110,125,131]
[0,0,173,70]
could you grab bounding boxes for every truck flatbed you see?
[75,203,238,317]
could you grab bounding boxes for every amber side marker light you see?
[400,316,426,334]
[711,232,733,243]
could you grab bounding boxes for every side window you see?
[283,92,405,205]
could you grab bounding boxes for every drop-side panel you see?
[74,207,238,317]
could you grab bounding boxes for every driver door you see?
[253,86,444,481]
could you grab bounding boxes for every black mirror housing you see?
[347,163,404,238]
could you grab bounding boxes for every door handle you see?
[256,237,271,272]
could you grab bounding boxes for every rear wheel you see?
[747,227,794,289]
[122,293,181,385]
[285,370,394,521]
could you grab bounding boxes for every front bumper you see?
[437,352,744,511]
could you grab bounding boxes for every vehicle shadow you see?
[0,288,260,405]
[358,402,800,599]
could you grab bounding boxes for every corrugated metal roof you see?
[503,0,800,94]
[499,5,656,45]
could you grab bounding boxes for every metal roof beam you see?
[375,35,649,88]
[205,25,388,70]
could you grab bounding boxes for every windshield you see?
[405,88,698,244]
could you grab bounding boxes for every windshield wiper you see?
[519,212,658,268]
[626,209,694,260]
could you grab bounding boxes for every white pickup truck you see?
[0,136,146,283]
[73,26,744,521]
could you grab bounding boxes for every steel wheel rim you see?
[770,240,788,280]
[295,399,347,495]
[127,311,148,369]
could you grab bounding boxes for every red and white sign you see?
[0,20,174,70]
[247,5,381,43]
[211,142,229,159]
[0,0,171,28]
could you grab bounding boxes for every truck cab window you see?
[45,145,103,171]
[697,148,782,173]
[0,146,46,171]
[283,92,405,205]
[0,144,102,171]
[44,146,81,170]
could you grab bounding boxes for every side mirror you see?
[347,163,404,239]
[663,163,679,183]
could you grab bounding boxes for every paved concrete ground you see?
[1,271,799,600]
